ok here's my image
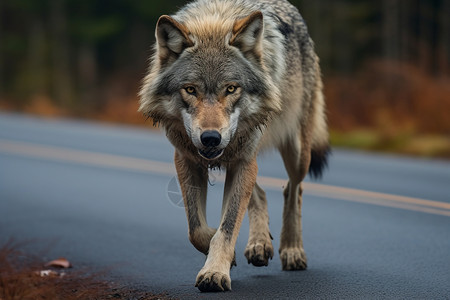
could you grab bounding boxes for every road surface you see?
[1,112,449,299]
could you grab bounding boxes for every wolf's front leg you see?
[195,158,258,292]
[174,151,216,255]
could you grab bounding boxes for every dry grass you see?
[325,60,450,135]
[0,240,172,300]
[325,60,450,157]
[91,97,148,126]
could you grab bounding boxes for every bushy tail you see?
[308,145,330,180]
[308,70,329,180]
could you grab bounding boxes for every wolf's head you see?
[139,9,283,161]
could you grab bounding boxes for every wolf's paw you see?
[195,271,231,292]
[244,238,274,267]
[280,247,307,270]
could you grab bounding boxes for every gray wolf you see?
[139,0,329,292]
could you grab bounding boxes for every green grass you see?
[330,129,450,159]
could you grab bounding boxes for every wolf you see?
[139,0,329,292]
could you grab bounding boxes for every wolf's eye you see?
[185,86,196,95]
[226,86,236,94]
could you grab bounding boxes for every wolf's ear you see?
[230,11,264,60]
[156,15,193,65]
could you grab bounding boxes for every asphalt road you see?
[1,112,449,299]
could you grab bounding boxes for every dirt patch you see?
[0,240,174,300]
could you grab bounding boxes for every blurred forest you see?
[0,0,449,157]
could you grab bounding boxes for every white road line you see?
[1,139,449,217]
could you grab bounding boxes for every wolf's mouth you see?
[198,148,224,160]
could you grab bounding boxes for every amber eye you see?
[226,86,236,94]
[185,86,196,95]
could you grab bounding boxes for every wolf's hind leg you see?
[278,136,311,270]
[174,151,215,255]
[244,183,274,266]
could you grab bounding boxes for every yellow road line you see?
[257,176,450,217]
[0,138,176,175]
[1,139,449,217]
[257,176,450,210]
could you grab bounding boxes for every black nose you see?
[200,130,222,147]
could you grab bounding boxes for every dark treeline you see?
[0,0,449,133]
[0,1,178,111]
[299,0,450,75]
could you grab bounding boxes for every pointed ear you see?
[229,11,264,60]
[156,15,194,65]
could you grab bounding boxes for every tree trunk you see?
[418,1,433,73]
[50,0,73,107]
[27,17,47,97]
[439,0,450,75]
[0,0,3,95]
[78,43,97,110]
[382,0,401,62]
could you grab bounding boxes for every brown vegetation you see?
[325,60,450,157]
[326,60,450,135]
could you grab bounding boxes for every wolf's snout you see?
[200,130,222,147]
[198,130,224,160]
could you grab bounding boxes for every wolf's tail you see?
[309,144,330,180]
[308,73,330,180]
